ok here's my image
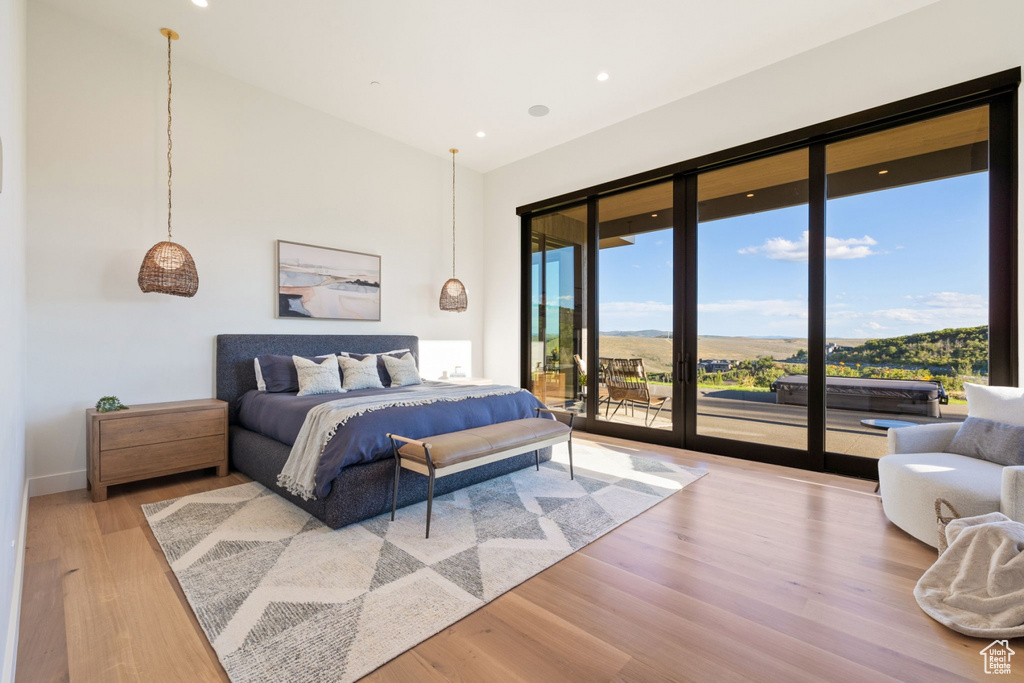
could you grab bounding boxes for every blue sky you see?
[597,172,989,339]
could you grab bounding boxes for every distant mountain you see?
[604,330,808,340]
[601,330,672,338]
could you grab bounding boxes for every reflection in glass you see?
[824,107,989,459]
[696,149,809,449]
[530,208,587,412]
[596,182,673,429]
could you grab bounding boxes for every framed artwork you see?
[277,240,381,320]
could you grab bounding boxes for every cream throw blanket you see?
[277,382,526,500]
[914,512,1024,638]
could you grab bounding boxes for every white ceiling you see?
[38,0,938,173]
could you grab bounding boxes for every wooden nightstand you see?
[86,399,228,502]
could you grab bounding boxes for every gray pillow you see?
[382,353,422,387]
[945,417,1024,466]
[338,354,385,391]
[294,355,344,396]
[256,354,333,393]
[339,349,410,387]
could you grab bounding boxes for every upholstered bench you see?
[388,408,574,537]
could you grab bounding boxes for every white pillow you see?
[382,353,422,387]
[254,358,266,392]
[965,383,1024,427]
[293,354,343,396]
[338,354,385,391]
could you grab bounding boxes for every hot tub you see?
[771,375,948,417]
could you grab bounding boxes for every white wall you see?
[481,0,1024,385]
[25,3,485,490]
[0,0,27,676]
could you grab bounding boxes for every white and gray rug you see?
[143,441,706,683]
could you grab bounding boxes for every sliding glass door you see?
[824,107,990,461]
[695,150,809,457]
[528,208,587,413]
[595,182,675,433]
[522,72,1016,478]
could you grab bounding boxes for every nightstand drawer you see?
[101,408,225,450]
[100,435,225,482]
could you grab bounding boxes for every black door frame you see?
[519,69,1019,479]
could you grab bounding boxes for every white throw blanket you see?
[914,512,1024,638]
[277,382,526,500]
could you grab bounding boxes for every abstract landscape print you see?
[277,240,381,320]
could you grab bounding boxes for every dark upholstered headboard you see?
[216,334,419,424]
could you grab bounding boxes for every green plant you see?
[95,396,128,413]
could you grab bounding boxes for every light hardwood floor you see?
[16,434,1012,682]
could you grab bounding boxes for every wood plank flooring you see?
[16,434,1014,682]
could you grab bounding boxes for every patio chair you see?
[600,357,669,427]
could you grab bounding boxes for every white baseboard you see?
[28,469,86,497]
[2,482,29,683]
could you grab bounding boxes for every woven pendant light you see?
[439,148,467,312]
[138,28,199,298]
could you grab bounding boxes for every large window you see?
[597,182,674,429]
[824,107,989,459]
[521,71,1017,478]
[696,150,809,451]
[529,208,587,412]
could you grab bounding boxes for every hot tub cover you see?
[771,374,947,401]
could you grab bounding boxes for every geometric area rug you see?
[143,441,706,682]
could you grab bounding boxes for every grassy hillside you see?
[596,327,987,378]
[597,335,867,374]
[829,325,988,373]
[598,336,675,373]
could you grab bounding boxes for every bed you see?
[216,334,552,529]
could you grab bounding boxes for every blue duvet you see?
[237,383,547,498]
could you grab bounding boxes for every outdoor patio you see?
[578,388,968,460]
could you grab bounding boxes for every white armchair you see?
[879,422,1024,547]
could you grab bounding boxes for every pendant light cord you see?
[166,31,173,243]
[451,149,456,278]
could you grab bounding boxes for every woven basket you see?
[138,241,199,298]
[439,277,467,312]
[935,498,961,554]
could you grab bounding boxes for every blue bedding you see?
[237,383,547,498]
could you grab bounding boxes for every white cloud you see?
[600,301,673,317]
[826,291,988,337]
[739,231,878,262]
[912,291,987,310]
[698,298,808,318]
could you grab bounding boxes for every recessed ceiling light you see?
[476,131,486,138]
[878,169,889,174]
[370,81,381,87]
[651,213,658,218]
[746,193,755,198]
[192,0,208,7]
[597,72,609,82]
[528,105,550,117]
